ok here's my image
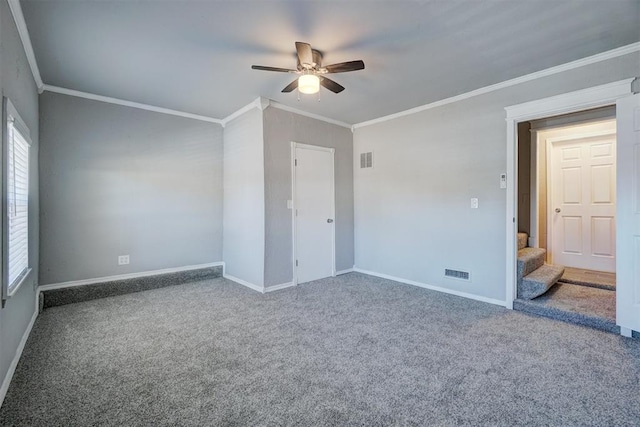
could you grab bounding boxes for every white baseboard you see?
[264,282,295,293]
[336,267,354,275]
[39,262,225,291]
[353,267,506,307]
[223,274,264,293]
[620,327,633,337]
[0,292,38,407]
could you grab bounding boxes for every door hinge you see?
[295,260,298,267]
[295,159,297,166]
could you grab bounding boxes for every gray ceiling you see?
[21,0,640,125]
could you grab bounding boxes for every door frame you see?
[504,78,633,310]
[545,124,617,270]
[291,141,336,286]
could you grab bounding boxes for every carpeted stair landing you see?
[514,233,619,334]
[514,282,617,334]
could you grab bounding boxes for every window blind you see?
[7,119,29,292]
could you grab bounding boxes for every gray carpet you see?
[1,273,639,426]
[533,282,616,321]
[41,265,223,308]
[517,264,564,300]
[514,282,617,334]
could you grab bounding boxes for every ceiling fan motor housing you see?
[252,42,364,94]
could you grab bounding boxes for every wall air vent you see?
[360,152,373,169]
[445,269,471,281]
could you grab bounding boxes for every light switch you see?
[471,198,479,209]
[287,200,293,209]
[500,173,507,189]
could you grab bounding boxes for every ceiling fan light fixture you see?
[298,74,320,94]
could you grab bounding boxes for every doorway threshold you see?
[561,267,615,291]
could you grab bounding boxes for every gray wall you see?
[39,92,223,284]
[0,0,40,397]
[353,53,639,302]
[223,107,265,287]
[263,107,354,287]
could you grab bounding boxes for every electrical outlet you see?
[118,255,130,265]
[470,198,479,209]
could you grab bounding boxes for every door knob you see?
[327,219,334,223]
[555,208,561,213]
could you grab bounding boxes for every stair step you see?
[518,264,565,300]
[517,247,546,282]
[517,232,528,250]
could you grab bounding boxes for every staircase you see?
[516,233,564,300]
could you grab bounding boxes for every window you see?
[2,98,31,301]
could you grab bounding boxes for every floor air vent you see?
[445,269,470,281]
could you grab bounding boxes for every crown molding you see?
[220,98,352,129]
[7,0,44,93]
[221,97,266,127]
[268,101,352,129]
[8,0,638,132]
[504,78,633,121]
[43,85,222,124]
[353,42,640,129]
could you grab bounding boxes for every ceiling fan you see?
[251,42,365,95]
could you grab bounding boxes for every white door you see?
[293,143,335,284]
[616,93,640,335]
[549,121,617,272]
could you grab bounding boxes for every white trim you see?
[291,142,337,286]
[43,85,222,124]
[0,291,38,407]
[38,262,224,291]
[505,79,635,120]
[354,43,640,129]
[353,267,506,307]
[620,327,632,338]
[336,268,354,275]
[7,0,44,93]
[270,101,352,129]
[291,142,297,285]
[223,274,264,293]
[221,97,266,127]
[264,282,295,293]
[504,79,633,310]
[7,268,32,299]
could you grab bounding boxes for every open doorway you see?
[513,107,618,332]
[505,79,638,337]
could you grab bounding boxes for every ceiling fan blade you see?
[324,60,365,73]
[320,77,345,93]
[295,42,314,67]
[282,79,298,93]
[252,65,297,73]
